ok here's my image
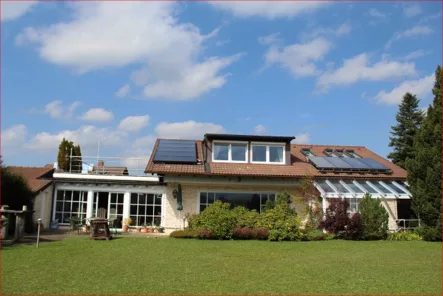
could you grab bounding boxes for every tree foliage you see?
[321,198,361,240]
[57,138,82,173]
[293,175,323,229]
[388,93,424,169]
[405,65,442,241]
[358,193,389,240]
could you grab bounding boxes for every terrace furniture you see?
[90,218,112,240]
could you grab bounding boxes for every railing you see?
[61,155,152,177]
[395,219,421,232]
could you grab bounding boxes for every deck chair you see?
[97,208,107,219]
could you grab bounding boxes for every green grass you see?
[2,237,441,294]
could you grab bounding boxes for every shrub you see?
[188,201,236,239]
[170,229,199,238]
[358,193,389,240]
[414,226,442,242]
[321,198,362,240]
[197,228,214,239]
[263,198,276,212]
[302,229,328,241]
[387,231,423,241]
[232,227,270,240]
[231,206,259,228]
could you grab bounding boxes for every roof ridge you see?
[292,144,366,148]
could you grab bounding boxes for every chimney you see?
[98,160,104,167]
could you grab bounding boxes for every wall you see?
[32,185,53,228]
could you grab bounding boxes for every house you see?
[6,165,55,228]
[47,133,411,232]
[145,134,411,231]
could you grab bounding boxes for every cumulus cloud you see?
[208,1,328,19]
[253,124,268,135]
[1,1,36,22]
[43,100,82,119]
[264,37,332,77]
[155,121,225,139]
[1,124,28,147]
[16,2,241,101]
[294,133,310,144]
[79,108,114,123]
[373,74,434,105]
[316,53,417,91]
[118,115,150,133]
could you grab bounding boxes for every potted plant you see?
[141,224,148,233]
[122,218,132,232]
[136,226,141,232]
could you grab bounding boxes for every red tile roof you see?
[145,140,407,180]
[6,165,54,193]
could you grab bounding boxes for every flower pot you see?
[122,225,129,232]
[148,228,154,233]
[136,227,141,232]
[141,228,148,233]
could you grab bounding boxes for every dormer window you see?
[301,148,315,157]
[333,150,345,157]
[324,149,335,157]
[344,150,361,158]
[251,143,285,164]
[213,141,248,163]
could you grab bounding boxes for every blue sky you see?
[1,1,441,168]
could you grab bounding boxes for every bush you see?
[358,193,389,240]
[387,231,422,241]
[197,228,214,239]
[188,201,236,239]
[231,207,260,228]
[170,229,199,238]
[321,199,362,240]
[414,226,442,242]
[302,229,328,241]
[232,227,269,240]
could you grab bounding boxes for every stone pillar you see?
[123,192,131,220]
[86,191,94,223]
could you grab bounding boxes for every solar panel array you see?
[153,140,197,163]
[308,156,391,173]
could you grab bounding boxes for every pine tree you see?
[358,193,389,240]
[405,65,442,241]
[57,138,79,172]
[387,93,424,169]
[72,145,83,173]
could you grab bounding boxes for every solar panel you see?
[359,158,389,170]
[341,158,372,169]
[324,157,353,169]
[153,140,197,163]
[308,156,335,169]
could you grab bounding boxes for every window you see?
[199,192,276,213]
[301,149,315,157]
[384,181,408,194]
[349,198,360,213]
[343,180,364,194]
[54,190,88,223]
[333,150,345,157]
[324,149,336,157]
[356,181,378,194]
[213,142,247,162]
[109,193,124,222]
[130,193,162,226]
[370,181,393,194]
[316,180,336,193]
[344,150,361,158]
[329,180,351,193]
[251,144,285,164]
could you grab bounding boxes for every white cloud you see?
[118,115,150,133]
[1,1,36,22]
[1,124,28,147]
[215,40,230,47]
[368,8,388,18]
[121,135,157,170]
[403,4,422,17]
[258,33,281,45]
[27,125,126,151]
[264,37,332,77]
[43,100,81,119]
[294,133,310,144]
[316,53,417,91]
[300,22,352,40]
[385,25,433,49]
[208,1,328,19]
[403,50,430,61]
[155,121,225,139]
[253,124,268,135]
[79,108,114,123]
[115,84,130,98]
[16,2,241,101]
[373,74,434,105]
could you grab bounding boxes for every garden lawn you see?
[2,237,441,294]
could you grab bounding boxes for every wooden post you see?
[36,219,42,248]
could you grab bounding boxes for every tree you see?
[405,65,442,241]
[358,193,389,240]
[321,199,361,240]
[387,93,424,169]
[293,175,323,229]
[57,138,82,172]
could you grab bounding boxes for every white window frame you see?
[53,189,88,224]
[251,142,285,164]
[212,140,248,163]
[129,193,162,227]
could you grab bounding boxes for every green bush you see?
[169,229,199,238]
[301,229,331,241]
[188,201,236,239]
[387,231,422,241]
[231,206,260,228]
[414,226,442,242]
[232,227,269,240]
[358,193,389,240]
